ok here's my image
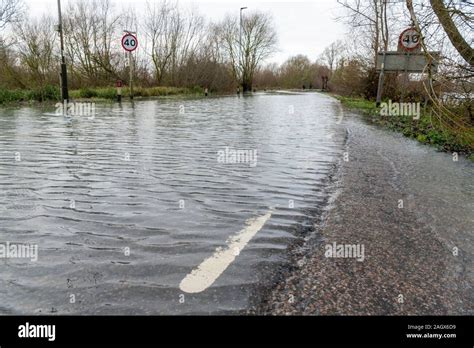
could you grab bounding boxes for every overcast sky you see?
[24,0,347,64]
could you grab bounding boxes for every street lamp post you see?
[239,7,247,92]
[57,0,69,103]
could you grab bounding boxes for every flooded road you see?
[264,110,474,315]
[0,92,345,314]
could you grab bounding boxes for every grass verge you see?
[0,85,204,104]
[69,86,204,100]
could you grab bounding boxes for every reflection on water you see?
[0,92,345,314]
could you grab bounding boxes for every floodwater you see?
[0,92,346,314]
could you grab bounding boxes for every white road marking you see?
[179,211,272,294]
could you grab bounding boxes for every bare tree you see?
[337,0,392,66]
[144,0,174,84]
[216,11,277,92]
[0,0,24,88]
[169,7,205,85]
[143,1,203,85]
[212,16,239,86]
[64,0,120,86]
[320,41,345,72]
[15,15,57,89]
[240,12,277,91]
[0,0,23,30]
[429,0,473,66]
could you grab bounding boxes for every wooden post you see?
[116,80,122,103]
[401,53,410,103]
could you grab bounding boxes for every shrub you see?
[27,85,60,102]
[42,85,61,101]
[417,134,428,143]
[0,89,27,103]
[78,88,98,99]
[96,88,116,99]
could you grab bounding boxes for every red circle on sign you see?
[122,34,138,52]
[398,27,420,52]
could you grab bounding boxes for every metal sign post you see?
[401,53,410,103]
[376,51,386,107]
[129,52,133,100]
[121,32,138,100]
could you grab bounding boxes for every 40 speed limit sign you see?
[399,27,420,52]
[122,33,138,52]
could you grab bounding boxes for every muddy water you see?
[0,92,345,314]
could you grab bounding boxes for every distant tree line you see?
[0,0,358,96]
[0,0,280,94]
[0,0,471,109]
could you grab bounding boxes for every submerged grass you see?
[334,95,474,160]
